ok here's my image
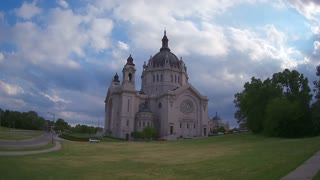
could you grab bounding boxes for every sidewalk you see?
[282,151,320,180]
[0,141,61,156]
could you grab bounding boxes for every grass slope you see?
[0,133,319,179]
[0,126,43,140]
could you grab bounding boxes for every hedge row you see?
[59,133,97,141]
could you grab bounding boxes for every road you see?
[0,132,53,147]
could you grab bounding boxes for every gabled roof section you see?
[169,83,208,100]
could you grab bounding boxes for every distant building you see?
[104,31,210,140]
[209,112,229,132]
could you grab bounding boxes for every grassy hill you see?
[0,126,43,140]
[1,133,320,179]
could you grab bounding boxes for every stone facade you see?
[104,31,210,140]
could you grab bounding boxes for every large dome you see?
[151,31,180,67]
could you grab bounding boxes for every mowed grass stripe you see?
[0,133,319,179]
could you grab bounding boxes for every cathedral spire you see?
[126,54,135,66]
[160,30,170,52]
[113,73,120,82]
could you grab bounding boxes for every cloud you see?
[57,0,69,8]
[0,80,24,96]
[314,41,320,55]
[228,25,307,69]
[0,11,4,21]
[88,18,113,50]
[0,52,4,62]
[15,1,42,19]
[41,92,71,104]
[118,41,129,51]
[287,0,320,22]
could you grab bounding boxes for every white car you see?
[89,139,100,143]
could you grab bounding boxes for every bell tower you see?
[122,54,136,90]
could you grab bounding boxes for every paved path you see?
[282,151,320,180]
[0,133,66,156]
[0,141,61,156]
[0,133,53,147]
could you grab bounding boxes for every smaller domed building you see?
[104,31,210,140]
[209,112,230,133]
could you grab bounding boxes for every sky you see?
[0,0,319,128]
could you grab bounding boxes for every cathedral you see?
[104,31,210,140]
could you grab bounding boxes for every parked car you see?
[217,132,224,135]
[89,138,100,143]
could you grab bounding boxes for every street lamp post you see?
[47,112,55,144]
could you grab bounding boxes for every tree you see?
[218,126,226,133]
[264,97,309,137]
[142,127,157,140]
[234,77,281,133]
[54,118,70,132]
[234,69,313,137]
[312,65,320,134]
[131,131,142,140]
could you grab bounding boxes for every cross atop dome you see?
[160,30,170,52]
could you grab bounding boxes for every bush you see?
[59,133,98,141]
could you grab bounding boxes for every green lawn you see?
[313,171,320,180]
[0,126,43,140]
[0,133,319,179]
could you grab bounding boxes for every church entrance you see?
[181,121,193,138]
[126,133,129,141]
[204,128,207,136]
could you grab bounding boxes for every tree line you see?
[234,65,320,137]
[0,109,53,130]
[0,109,102,134]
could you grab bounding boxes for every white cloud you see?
[57,0,69,8]
[118,41,129,50]
[0,11,4,21]
[15,1,42,19]
[287,0,320,22]
[88,18,113,50]
[0,52,4,62]
[229,25,307,69]
[0,80,24,95]
[41,92,71,104]
[314,41,320,54]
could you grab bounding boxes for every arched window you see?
[157,74,159,82]
[128,73,132,81]
[158,103,162,108]
[160,74,163,82]
[153,75,155,82]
